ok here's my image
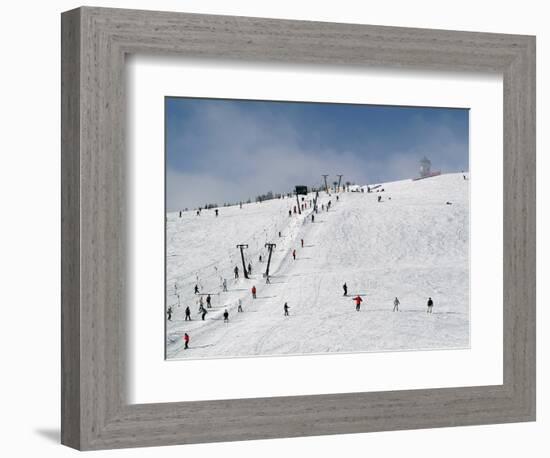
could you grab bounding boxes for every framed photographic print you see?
[61,6,535,450]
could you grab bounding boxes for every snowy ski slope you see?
[166,173,469,359]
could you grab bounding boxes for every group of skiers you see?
[177,194,334,348]
[175,193,439,353]
[342,282,435,313]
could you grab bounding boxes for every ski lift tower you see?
[321,174,329,194]
[419,156,432,178]
[337,174,343,192]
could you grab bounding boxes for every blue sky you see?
[166,97,468,211]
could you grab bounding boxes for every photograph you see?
[164,97,470,360]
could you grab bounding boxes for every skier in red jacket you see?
[252,285,257,299]
[183,333,190,350]
[354,295,363,311]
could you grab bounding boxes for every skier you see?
[251,285,257,299]
[179,210,182,218]
[248,263,252,276]
[194,284,199,294]
[234,266,239,279]
[393,297,400,312]
[289,210,292,217]
[293,206,297,214]
[311,214,315,223]
[342,283,348,296]
[185,305,191,321]
[240,201,243,209]
[206,294,212,308]
[377,195,382,203]
[215,208,219,217]
[427,297,434,313]
[183,333,190,350]
[201,307,208,321]
[198,295,204,309]
[259,254,262,263]
[279,231,282,237]
[336,195,339,201]
[167,306,173,321]
[301,238,304,248]
[284,302,290,316]
[292,249,296,260]
[222,278,228,292]
[223,309,229,323]
[238,299,243,313]
[354,295,363,311]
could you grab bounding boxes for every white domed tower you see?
[419,156,431,178]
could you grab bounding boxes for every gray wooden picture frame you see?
[61,6,536,451]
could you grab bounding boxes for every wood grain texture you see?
[61,6,536,450]
[60,7,81,450]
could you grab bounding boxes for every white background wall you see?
[0,1,546,456]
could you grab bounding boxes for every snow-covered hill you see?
[166,173,469,359]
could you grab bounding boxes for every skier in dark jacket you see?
[342,283,348,296]
[284,302,290,316]
[248,263,252,276]
[223,309,229,323]
[427,297,434,313]
[194,284,199,294]
[201,308,208,321]
[206,294,212,308]
[234,266,239,279]
[167,306,173,321]
[393,297,400,312]
[185,306,191,321]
